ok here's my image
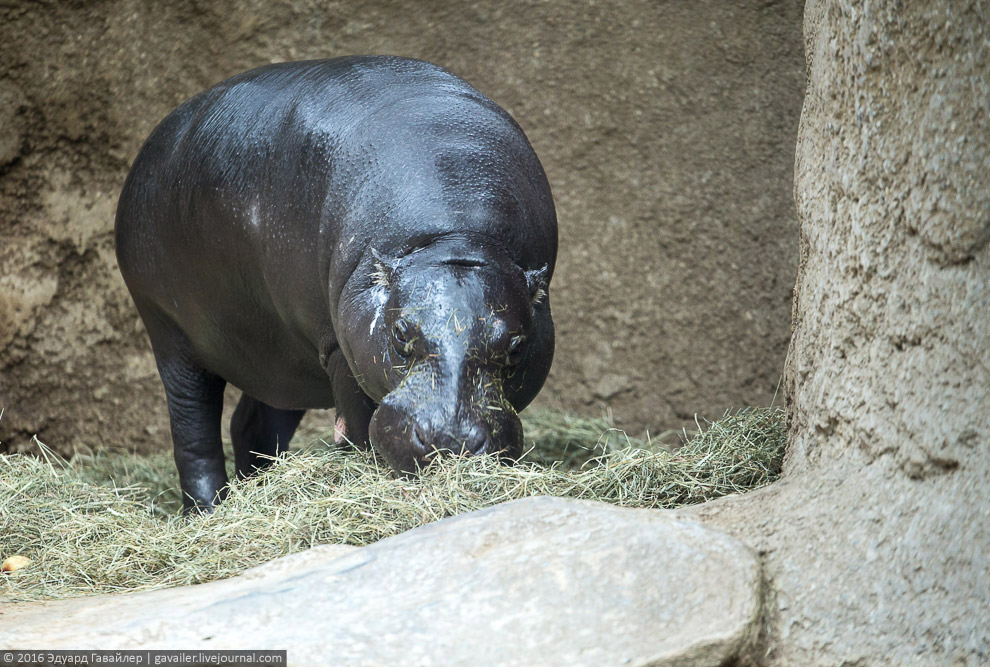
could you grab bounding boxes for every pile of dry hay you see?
[0,408,785,601]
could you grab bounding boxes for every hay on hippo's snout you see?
[0,408,785,601]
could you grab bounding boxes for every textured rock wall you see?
[687,1,989,663]
[785,0,989,476]
[0,0,804,455]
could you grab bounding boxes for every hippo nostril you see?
[473,437,491,456]
[411,424,453,461]
[462,426,491,457]
[412,424,430,452]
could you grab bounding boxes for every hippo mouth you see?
[368,395,524,475]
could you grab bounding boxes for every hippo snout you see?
[369,398,523,475]
[412,420,492,458]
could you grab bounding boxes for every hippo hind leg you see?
[230,394,305,478]
[139,304,229,514]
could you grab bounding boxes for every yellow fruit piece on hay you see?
[1,555,32,573]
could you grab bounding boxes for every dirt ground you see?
[0,0,804,455]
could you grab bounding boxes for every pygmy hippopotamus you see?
[115,56,557,511]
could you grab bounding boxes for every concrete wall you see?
[0,0,804,455]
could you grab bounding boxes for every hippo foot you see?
[333,416,349,446]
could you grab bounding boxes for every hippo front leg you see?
[325,348,376,450]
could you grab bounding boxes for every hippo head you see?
[340,234,553,474]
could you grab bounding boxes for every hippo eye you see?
[392,318,416,357]
[506,335,526,366]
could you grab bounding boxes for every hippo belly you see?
[182,315,335,412]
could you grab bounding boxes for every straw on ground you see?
[0,407,785,601]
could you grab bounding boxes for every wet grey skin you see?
[114,56,557,512]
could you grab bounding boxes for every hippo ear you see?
[370,248,398,288]
[524,265,549,307]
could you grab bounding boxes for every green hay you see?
[0,407,785,602]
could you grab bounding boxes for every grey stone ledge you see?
[0,497,763,667]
